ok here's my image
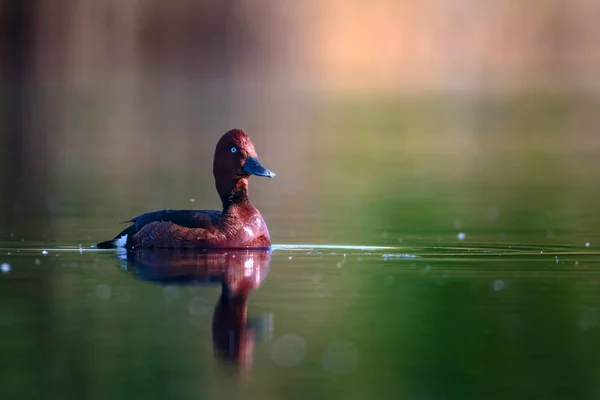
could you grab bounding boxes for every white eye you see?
[231,147,237,153]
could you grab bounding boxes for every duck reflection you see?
[119,248,273,369]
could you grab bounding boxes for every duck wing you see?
[124,209,222,230]
[95,209,222,249]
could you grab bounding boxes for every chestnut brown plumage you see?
[95,129,275,249]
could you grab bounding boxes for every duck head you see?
[213,129,275,206]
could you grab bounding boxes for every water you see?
[2,241,600,399]
[2,99,600,399]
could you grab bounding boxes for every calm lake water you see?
[2,98,600,399]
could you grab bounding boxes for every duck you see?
[95,129,275,249]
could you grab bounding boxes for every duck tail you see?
[93,239,118,249]
[93,221,137,249]
[93,228,132,249]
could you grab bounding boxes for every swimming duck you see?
[95,129,275,249]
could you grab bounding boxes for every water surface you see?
[2,98,600,399]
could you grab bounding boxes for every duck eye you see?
[231,147,237,153]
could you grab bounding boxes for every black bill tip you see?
[243,156,275,178]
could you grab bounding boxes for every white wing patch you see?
[114,234,128,248]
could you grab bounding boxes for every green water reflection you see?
[2,97,600,399]
[2,246,600,400]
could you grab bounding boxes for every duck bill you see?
[243,156,276,178]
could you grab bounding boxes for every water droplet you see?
[487,206,500,220]
[188,297,209,316]
[493,279,505,292]
[95,284,111,300]
[163,286,179,301]
[457,232,466,241]
[322,340,358,375]
[42,250,48,255]
[269,334,307,368]
[288,256,293,260]
[1,263,10,273]
[586,242,591,247]
[579,307,597,331]
[35,259,41,265]
[189,198,196,203]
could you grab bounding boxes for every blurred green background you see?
[1,0,599,243]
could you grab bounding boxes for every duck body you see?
[107,205,271,249]
[95,129,275,250]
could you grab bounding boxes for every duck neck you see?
[218,177,250,210]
